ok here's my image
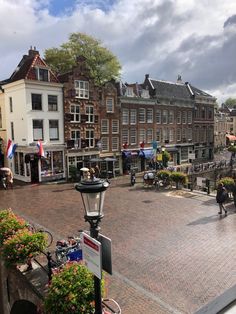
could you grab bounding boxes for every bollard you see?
[46,252,53,281]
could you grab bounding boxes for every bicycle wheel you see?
[40,230,53,248]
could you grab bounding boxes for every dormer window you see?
[126,87,133,97]
[141,89,149,98]
[75,80,89,99]
[35,68,49,81]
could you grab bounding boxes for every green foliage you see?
[2,229,47,267]
[44,262,104,314]
[217,177,235,191]
[69,165,78,182]
[0,209,27,245]
[162,150,171,168]
[225,97,236,108]
[156,170,171,180]
[44,32,121,85]
[228,146,236,153]
[170,172,188,189]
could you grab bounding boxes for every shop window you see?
[14,153,19,174]
[19,152,24,176]
[53,151,64,174]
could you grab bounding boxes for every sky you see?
[1,0,236,104]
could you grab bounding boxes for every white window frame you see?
[177,128,181,141]
[177,111,181,124]
[101,119,109,134]
[35,67,49,82]
[126,87,133,97]
[106,98,114,113]
[112,119,119,133]
[86,105,94,123]
[156,110,161,124]
[162,110,168,124]
[85,129,94,148]
[71,130,81,148]
[101,137,109,152]
[49,120,59,140]
[70,104,80,122]
[147,129,153,143]
[169,110,174,124]
[139,108,145,123]
[130,128,137,145]
[139,129,146,143]
[130,109,137,125]
[169,128,174,142]
[122,109,129,125]
[122,129,129,145]
[147,109,153,123]
[75,80,89,99]
[112,137,119,151]
[156,128,161,142]
[182,111,187,124]
[187,111,192,124]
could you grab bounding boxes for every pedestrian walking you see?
[216,183,228,215]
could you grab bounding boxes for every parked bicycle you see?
[27,223,53,248]
[102,298,121,314]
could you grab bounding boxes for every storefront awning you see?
[122,151,131,158]
[139,149,154,159]
[226,134,236,141]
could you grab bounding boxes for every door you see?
[30,158,39,183]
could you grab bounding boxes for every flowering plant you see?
[0,209,27,245]
[2,228,47,267]
[44,262,104,314]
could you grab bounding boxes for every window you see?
[130,109,137,124]
[112,137,119,151]
[71,130,80,148]
[177,111,181,124]
[86,105,94,123]
[126,87,133,97]
[86,129,94,147]
[11,122,14,140]
[101,137,109,151]
[187,111,192,124]
[169,129,174,142]
[182,128,186,141]
[101,119,109,134]
[122,129,129,145]
[139,108,145,123]
[162,110,168,124]
[122,109,129,125]
[48,95,58,111]
[36,68,49,81]
[182,111,187,124]
[112,120,119,133]
[177,128,181,141]
[201,107,206,119]
[169,110,174,124]
[9,97,13,112]
[139,129,146,143]
[106,98,114,112]
[147,109,153,123]
[32,94,42,110]
[75,80,89,99]
[163,128,168,142]
[70,104,80,122]
[208,108,213,120]
[49,120,59,140]
[33,119,43,140]
[181,147,188,161]
[130,128,137,145]
[187,128,192,141]
[141,89,149,98]
[156,129,161,142]
[147,129,153,143]
[156,110,161,124]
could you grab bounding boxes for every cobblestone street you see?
[0,179,236,314]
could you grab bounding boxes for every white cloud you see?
[1,0,236,103]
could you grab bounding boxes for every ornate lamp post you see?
[75,177,109,314]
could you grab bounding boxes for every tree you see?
[225,97,236,108]
[44,32,121,85]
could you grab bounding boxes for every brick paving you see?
[0,179,236,313]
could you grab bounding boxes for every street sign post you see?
[82,232,102,279]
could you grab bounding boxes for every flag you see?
[37,140,45,157]
[6,140,17,159]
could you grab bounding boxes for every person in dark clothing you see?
[216,183,228,215]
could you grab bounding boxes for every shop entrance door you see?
[30,158,39,183]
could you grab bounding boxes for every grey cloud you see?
[224,15,236,28]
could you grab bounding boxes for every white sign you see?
[82,232,102,279]
[188,153,195,159]
[197,177,206,187]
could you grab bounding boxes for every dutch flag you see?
[6,139,17,159]
[37,140,45,158]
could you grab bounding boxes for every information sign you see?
[82,232,102,279]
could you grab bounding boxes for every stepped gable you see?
[9,47,58,83]
[149,78,191,100]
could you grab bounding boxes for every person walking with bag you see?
[216,183,228,215]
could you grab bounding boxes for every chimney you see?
[145,74,149,80]
[28,46,39,57]
[177,75,182,83]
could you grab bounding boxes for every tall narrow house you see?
[0,47,65,182]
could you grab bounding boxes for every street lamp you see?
[75,177,109,314]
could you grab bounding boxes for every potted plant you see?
[0,209,27,245]
[170,172,188,189]
[156,170,171,187]
[44,262,104,314]
[2,228,47,267]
